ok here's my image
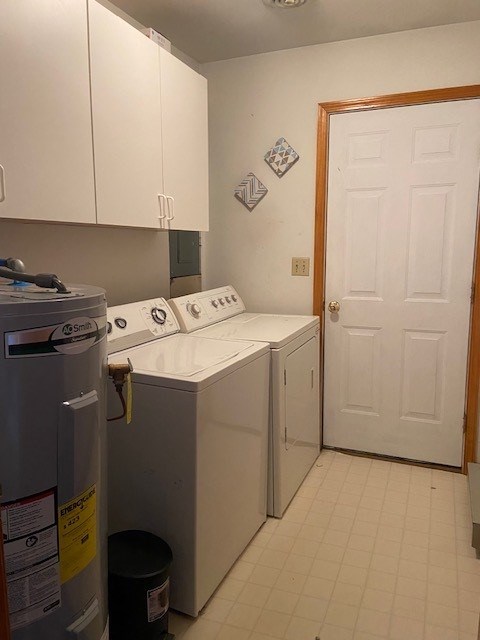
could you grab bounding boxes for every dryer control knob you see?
[188,303,201,317]
[211,300,219,308]
[151,307,167,325]
[225,296,231,304]
[232,295,238,302]
[114,317,127,329]
[219,298,225,306]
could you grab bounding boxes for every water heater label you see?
[1,488,61,631]
[58,484,97,583]
[5,315,106,358]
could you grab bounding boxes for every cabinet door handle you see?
[166,196,175,221]
[0,165,5,203]
[158,194,166,228]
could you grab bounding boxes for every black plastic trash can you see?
[108,530,174,640]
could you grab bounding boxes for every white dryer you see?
[106,298,270,616]
[168,286,320,518]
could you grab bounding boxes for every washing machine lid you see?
[108,334,269,391]
[196,313,319,349]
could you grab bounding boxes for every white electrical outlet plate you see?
[292,257,310,276]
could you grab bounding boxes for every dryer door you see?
[285,336,319,452]
[270,329,320,517]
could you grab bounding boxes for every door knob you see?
[328,300,340,313]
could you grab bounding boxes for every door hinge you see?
[463,413,467,433]
[285,426,288,443]
[284,370,287,385]
[472,282,475,303]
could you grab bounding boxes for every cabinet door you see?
[89,0,163,229]
[160,50,209,231]
[0,0,96,223]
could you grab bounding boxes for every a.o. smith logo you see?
[62,320,93,336]
[6,316,104,358]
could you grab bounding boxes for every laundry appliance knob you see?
[151,307,167,325]
[114,317,127,329]
[188,303,201,318]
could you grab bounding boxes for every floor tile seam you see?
[353,606,393,639]
[360,585,395,618]
[392,594,427,621]
[366,476,390,523]
[385,550,402,640]
[277,608,327,633]
[325,597,361,634]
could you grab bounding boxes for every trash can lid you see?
[108,530,173,579]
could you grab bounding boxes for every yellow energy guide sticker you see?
[58,485,97,583]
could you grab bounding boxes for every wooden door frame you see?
[313,85,480,473]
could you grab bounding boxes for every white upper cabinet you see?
[88,0,164,229]
[0,0,209,231]
[0,0,96,223]
[159,50,209,232]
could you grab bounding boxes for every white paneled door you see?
[324,100,480,466]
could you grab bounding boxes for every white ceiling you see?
[109,0,480,63]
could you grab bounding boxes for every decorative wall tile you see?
[264,137,299,177]
[234,173,268,211]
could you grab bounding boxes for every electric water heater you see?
[0,283,108,640]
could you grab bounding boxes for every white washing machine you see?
[106,297,270,616]
[168,286,320,518]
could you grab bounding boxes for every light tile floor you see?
[170,450,480,640]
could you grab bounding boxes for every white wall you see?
[202,21,480,314]
[0,221,170,305]
[98,0,201,73]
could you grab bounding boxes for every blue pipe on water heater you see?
[0,257,29,286]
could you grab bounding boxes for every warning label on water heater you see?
[1,488,61,631]
[58,485,97,583]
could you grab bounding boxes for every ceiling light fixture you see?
[263,0,307,8]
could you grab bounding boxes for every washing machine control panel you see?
[168,286,245,333]
[107,298,180,354]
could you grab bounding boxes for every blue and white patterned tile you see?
[264,137,299,177]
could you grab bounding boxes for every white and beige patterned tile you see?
[169,452,480,640]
